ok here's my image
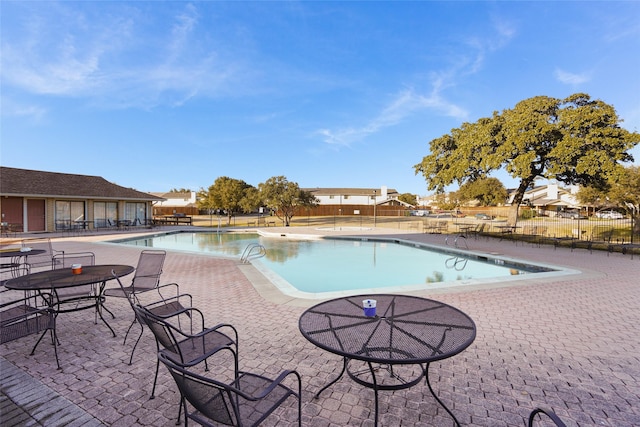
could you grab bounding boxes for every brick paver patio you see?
[1,227,639,426]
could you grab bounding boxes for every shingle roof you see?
[0,166,163,201]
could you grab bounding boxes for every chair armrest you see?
[144,293,193,313]
[173,322,239,367]
[235,370,302,401]
[528,408,567,427]
[155,282,180,298]
[193,322,238,345]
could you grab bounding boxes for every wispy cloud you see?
[554,69,591,85]
[317,18,514,148]
[317,85,468,147]
[0,3,239,110]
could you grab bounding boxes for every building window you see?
[329,195,335,199]
[125,202,147,224]
[55,200,85,230]
[94,202,118,228]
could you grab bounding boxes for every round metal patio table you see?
[299,294,476,426]
[5,264,135,368]
[0,248,46,279]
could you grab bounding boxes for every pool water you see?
[114,232,556,297]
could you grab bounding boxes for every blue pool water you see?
[114,232,556,297]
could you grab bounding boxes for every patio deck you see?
[1,227,639,426]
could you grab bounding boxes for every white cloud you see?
[317,86,468,147]
[554,69,591,85]
[0,3,238,109]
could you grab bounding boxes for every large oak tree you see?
[198,176,255,224]
[414,93,640,224]
[259,176,317,226]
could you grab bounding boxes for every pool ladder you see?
[240,243,266,263]
[445,234,469,250]
[444,234,469,270]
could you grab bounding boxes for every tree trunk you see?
[508,204,520,226]
[508,180,531,226]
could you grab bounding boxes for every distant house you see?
[300,186,413,216]
[150,191,198,216]
[306,186,411,207]
[513,183,581,216]
[0,166,163,232]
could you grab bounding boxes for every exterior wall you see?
[45,198,55,232]
[1,196,156,233]
[154,192,196,208]
[314,194,378,206]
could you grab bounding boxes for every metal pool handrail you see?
[240,243,266,263]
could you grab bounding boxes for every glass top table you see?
[299,294,476,426]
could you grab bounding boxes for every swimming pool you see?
[113,231,561,298]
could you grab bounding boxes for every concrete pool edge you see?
[245,234,581,303]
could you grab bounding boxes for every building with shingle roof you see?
[0,166,163,233]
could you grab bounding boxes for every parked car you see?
[475,213,493,220]
[595,209,624,219]
[556,210,587,219]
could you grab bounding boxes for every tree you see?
[398,193,417,206]
[457,177,507,206]
[578,165,640,221]
[414,93,640,224]
[239,186,262,214]
[432,192,459,211]
[198,177,254,224]
[258,176,318,226]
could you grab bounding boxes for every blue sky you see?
[2,1,639,196]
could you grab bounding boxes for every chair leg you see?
[150,357,160,399]
[176,394,185,425]
[123,317,138,345]
[127,324,144,365]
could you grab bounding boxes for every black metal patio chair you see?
[112,271,193,365]
[132,303,238,400]
[52,252,97,316]
[0,293,54,345]
[158,350,302,427]
[103,249,167,320]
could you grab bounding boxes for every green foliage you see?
[398,193,417,205]
[198,177,256,224]
[433,193,459,211]
[258,176,318,226]
[415,93,640,224]
[456,177,507,206]
[578,166,640,214]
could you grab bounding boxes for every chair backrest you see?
[21,238,56,271]
[133,304,183,360]
[158,351,240,426]
[53,252,96,298]
[54,252,96,269]
[131,250,166,292]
